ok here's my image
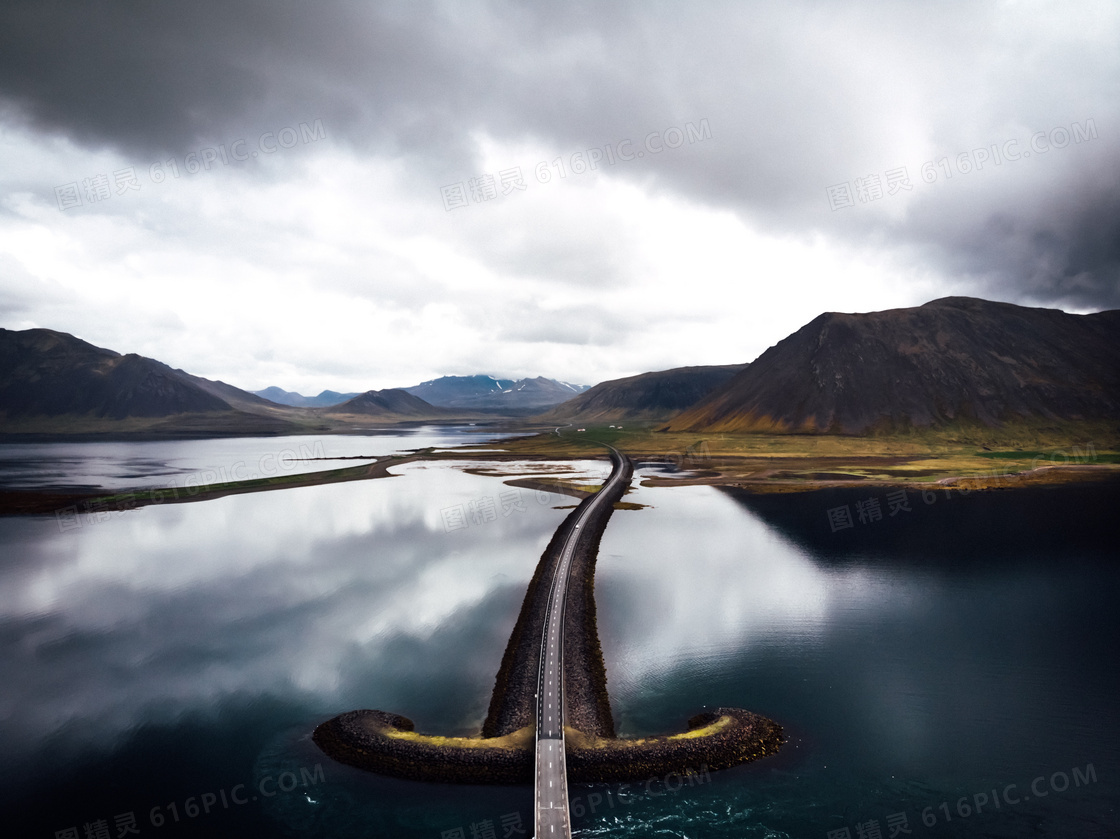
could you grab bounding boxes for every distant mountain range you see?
[5,297,1117,438]
[537,365,746,422]
[256,375,589,413]
[252,386,360,408]
[665,297,1120,434]
[0,329,450,435]
[405,375,588,412]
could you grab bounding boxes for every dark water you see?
[1,443,1117,838]
[593,474,1119,838]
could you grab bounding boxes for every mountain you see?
[0,329,557,434]
[0,327,312,435]
[1,328,229,419]
[538,364,747,422]
[254,386,360,408]
[664,297,1120,435]
[325,388,450,418]
[403,375,589,412]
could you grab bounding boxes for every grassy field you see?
[486,421,1120,492]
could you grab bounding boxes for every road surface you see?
[533,444,627,837]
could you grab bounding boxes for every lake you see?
[1,432,1116,838]
[0,427,532,492]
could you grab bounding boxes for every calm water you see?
[0,426,527,491]
[1,437,1116,838]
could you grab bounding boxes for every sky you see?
[0,1,1117,394]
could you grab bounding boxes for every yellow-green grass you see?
[366,715,731,752]
[479,423,1119,492]
[381,725,534,751]
[564,714,733,751]
[382,716,736,752]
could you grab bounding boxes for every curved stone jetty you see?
[313,706,783,784]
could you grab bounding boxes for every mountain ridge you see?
[7,296,1116,439]
[255,375,589,412]
[404,374,589,411]
[0,328,449,435]
[664,297,1120,435]
[0,328,233,420]
[538,364,747,422]
[252,386,361,408]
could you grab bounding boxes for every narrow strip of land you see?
[534,444,627,838]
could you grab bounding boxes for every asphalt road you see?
[533,444,627,838]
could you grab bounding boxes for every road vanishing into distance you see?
[534,443,627,838]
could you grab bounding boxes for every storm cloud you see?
[1,1,1116,390]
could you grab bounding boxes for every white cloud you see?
[1,1,1117,394]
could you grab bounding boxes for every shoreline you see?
[3,442,1117,517]
[0,455,419,516]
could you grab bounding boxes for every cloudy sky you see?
[0,1,1116,394]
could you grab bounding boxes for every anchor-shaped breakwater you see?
[313,447,784,795]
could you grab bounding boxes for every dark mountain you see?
[0,328,230,419]
[0,327,311,435]
[254,386,360,408]
[664,297,1120,435]
[538,364,747,422]
[326,388,450,418]
[404,375,588,412]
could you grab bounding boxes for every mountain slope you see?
[0,328,317,435]
[404,375,588,411]
[325,388,450,418]
[664,297,1120,435]
[0,328,231,419]
[539,364,747,422]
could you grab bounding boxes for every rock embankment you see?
[312,707,783,784]
[565,708,784,782]
[313,710,533,784]
[482,449,630,738]
[558,452,631,737]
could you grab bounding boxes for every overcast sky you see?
[0,1,1116,393]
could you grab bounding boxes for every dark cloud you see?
[957,170,1120,310]
[895,136,1120,311]
[0,1,480,167]
[2,0,1118,310]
